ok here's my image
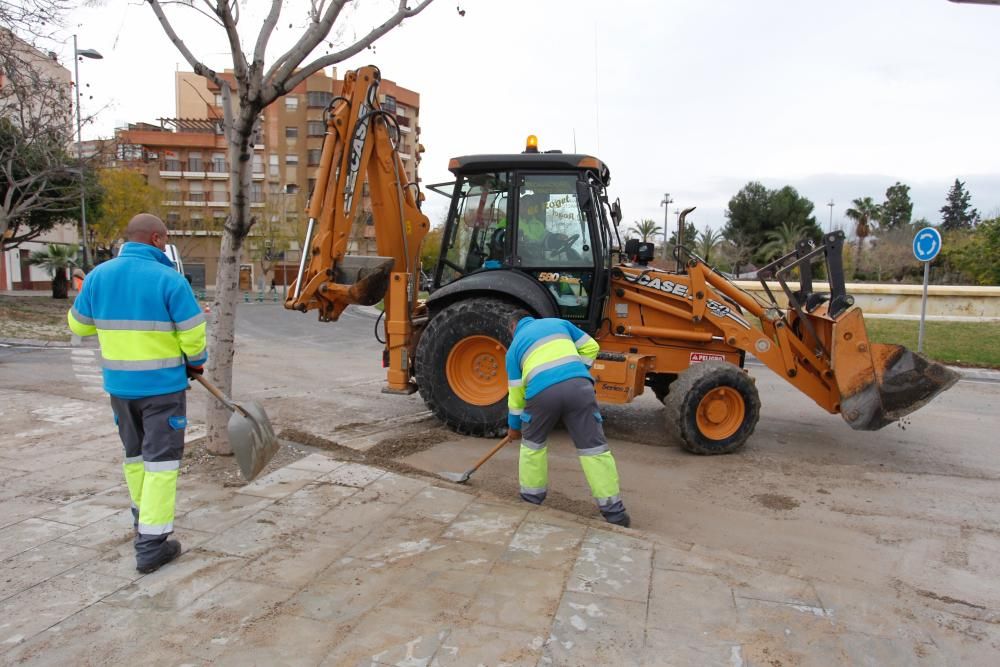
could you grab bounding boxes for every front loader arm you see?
[286,65,429,323]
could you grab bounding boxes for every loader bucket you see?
[334,255,395,306]
[832,310,960,431]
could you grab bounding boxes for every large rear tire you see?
[415,299,527,437]
[664,361,760,455]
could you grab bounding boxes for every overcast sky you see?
[54,0,1000,236]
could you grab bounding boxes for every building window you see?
[212,181,226,202]
[166,211,180,224]
[383,94,397,114]
[285,95,299,110]
[269,154,279,177]
[285,126,298,139]
[307,149,322,166]
[252,153,264,173]
[251,183,264,203]
[286,154,299,165]
[214,93,223,107]
[307,91,333,108]
[307,121,325,137]
[396,105,406,117]
[189,182,204,201]
[188,152,203,171]
[211,153,226,173]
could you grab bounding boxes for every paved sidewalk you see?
[1,389,994,665]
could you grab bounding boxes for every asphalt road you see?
[4,302,1000,625]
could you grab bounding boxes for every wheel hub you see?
[446,335,508,406]
[695,386,745,440]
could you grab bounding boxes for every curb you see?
[0,337,74,348]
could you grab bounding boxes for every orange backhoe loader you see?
[286,66,958,454]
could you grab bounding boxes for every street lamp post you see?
[659,193,673,260]
[827,199,835,233]
[72,35,102,270]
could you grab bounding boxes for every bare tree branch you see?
[214,1,248,90]
[279,0,434,96]
[263,0,347,88]
[145,0,227,89]
[252,0,284,72]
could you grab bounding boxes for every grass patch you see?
[0,295,74,342]
[864,319,1000,369]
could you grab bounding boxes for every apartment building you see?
[114,67,421,290]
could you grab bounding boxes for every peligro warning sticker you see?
[690,352,725,363]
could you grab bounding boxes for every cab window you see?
[439,172,510,285]
[516,174,595,268]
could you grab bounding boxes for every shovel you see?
[193,374,279,482]
[439,435,512,484]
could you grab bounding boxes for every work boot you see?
[604,510,631,529]
[136,539,182,574]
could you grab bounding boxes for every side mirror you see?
[575,180,594,210]
[611,198,623,226]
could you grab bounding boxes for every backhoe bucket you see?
[334,255,395,306]
[832,310,959,431]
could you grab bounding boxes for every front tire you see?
[415,299,527,437]
[664,361,760,455]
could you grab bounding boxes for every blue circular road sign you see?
[913,227,942,262]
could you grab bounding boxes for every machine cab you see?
[434,146,615,330]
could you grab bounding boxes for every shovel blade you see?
[439,470,471,483]
[228,400,279,481]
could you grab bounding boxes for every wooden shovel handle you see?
[193,374,239,413]
[468,434,513,473]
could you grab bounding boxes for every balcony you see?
[206,161,228,179]
[160,160,182,177]
[184,192,206,206]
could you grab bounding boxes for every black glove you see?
[186,365,204,380]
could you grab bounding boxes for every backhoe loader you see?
[286,66,958,454]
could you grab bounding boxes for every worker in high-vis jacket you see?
[506,316,630,527]
[68,213,207,574]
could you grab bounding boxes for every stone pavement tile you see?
[0,466,27,485]
[285,558,426,625]
[0,517,78,562]
[462,562,568,633]
[811,581,933,644]
[414,568,489,598]
[0,601,176,666]
[0,569,130,647]
[236,465,321,500]
[411,537,508,576]
[500,519,587,572]
[647,569,740,638]
[57,508,137,552]
[323,461,387,488]
[363,471,431,505]
[309,487,407,545]
[732,571,824,608]
[174,479,240,514]
[28,472,123,506]
[734,597,842,665]
[318,606,451,667]
[839,633,946,667]
[235,540,354,591]
[0,541,99,602]
[214,612,344,667]
[565,528,653,603]
[285,453,346,475]
[165,579,298,661]
[442,501,528,546]
[0,447,93,474]
[38,490,125,527]
[270,479,360,518]
[642,629,745,667]
[431,622,545,667]
[345,515,448,565]
[201,509,315,559]
[393,485,475,524]
[0,496,60,530]
[542,590,646,667]
[101,548,248,611]
[651,542,727,575]
[174,492,275,532]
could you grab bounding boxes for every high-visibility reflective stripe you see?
[94,319,177,332]
[97,329,186,361]
[575,334,596,350]
[581,357,594,367]
[521,439,546,451]
[102,357,184,371]
[520,486,547,495]
[523,355,580,384]
[577,444,610,457]
[144,460,180,472]
[596,494,622,507]
[175,312,207,331]
[124,455,144,464]
[70,307,94,325]
[137,522,174,536]
[521,333,572,366]
[508,379,523,388]
[578,450,621,501]
[509,408,523,415]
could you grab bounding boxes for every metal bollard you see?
[244,292,250,303]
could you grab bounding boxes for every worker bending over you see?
[506,316,630,527]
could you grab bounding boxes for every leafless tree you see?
[145,0,436,453]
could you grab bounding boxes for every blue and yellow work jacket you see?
[68,242,208,399]
[506,317,600,430]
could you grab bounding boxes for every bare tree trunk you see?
[205,115,254,455]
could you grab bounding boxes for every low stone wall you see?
[731,281,1000,322]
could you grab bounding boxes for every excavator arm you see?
[285,66,430,391]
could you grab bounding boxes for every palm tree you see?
[28,244,78,299]
[845,197,880,274]
[631,219,661,243]
[695,227,722,263]
[760,220,808,261]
